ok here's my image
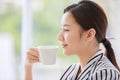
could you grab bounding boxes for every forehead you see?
[61,12,83,30]
[61,12,77,25]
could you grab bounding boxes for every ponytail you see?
[102,38,120,71]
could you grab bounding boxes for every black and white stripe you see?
[60,64,76,80]
[60,50,120,80]
[90,69,120,80]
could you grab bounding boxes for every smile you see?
[61,44,68,48]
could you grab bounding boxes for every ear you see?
[86,28,96,41]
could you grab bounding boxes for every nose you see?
[57,30,64,41]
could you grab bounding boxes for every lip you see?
[61,44,68,48]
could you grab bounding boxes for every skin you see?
[58,12,100,70]
[25,12,100,80]
[25,48,39,80]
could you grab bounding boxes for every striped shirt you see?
[60,50,120,80]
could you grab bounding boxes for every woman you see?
[25,0,120,80]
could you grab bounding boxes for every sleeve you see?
[90,69,120,80]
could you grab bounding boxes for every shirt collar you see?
[77,49,103,80]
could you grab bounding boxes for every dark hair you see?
[64,0,120,71]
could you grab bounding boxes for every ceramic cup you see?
[37,45,58,65]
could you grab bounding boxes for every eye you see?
[63,29,69,32]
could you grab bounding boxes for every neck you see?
[77,43,99,71]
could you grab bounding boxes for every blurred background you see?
[0,0,120,80]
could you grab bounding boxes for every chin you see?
[63,51,73,56]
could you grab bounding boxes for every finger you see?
[27,54,39,61]
[27,50,39,58]
[29,47,39,53]
[29,59,40,63]
[26,57,39,64]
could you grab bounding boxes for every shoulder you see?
[90,56,120,80]
[96,56,119,71]
[90,69,120,80]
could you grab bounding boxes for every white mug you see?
[37,45,58,65]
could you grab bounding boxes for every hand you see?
[25,47,40,80]
[26,47,40,65]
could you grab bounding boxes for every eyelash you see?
[63,29,69,32]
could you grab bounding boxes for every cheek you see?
[64,33,76,43]
[66,35,82,55]
[66,32,81,48]
[72,33,86,49]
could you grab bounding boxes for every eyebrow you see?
[62,24,71,27]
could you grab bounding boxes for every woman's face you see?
[58,12,87,56]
